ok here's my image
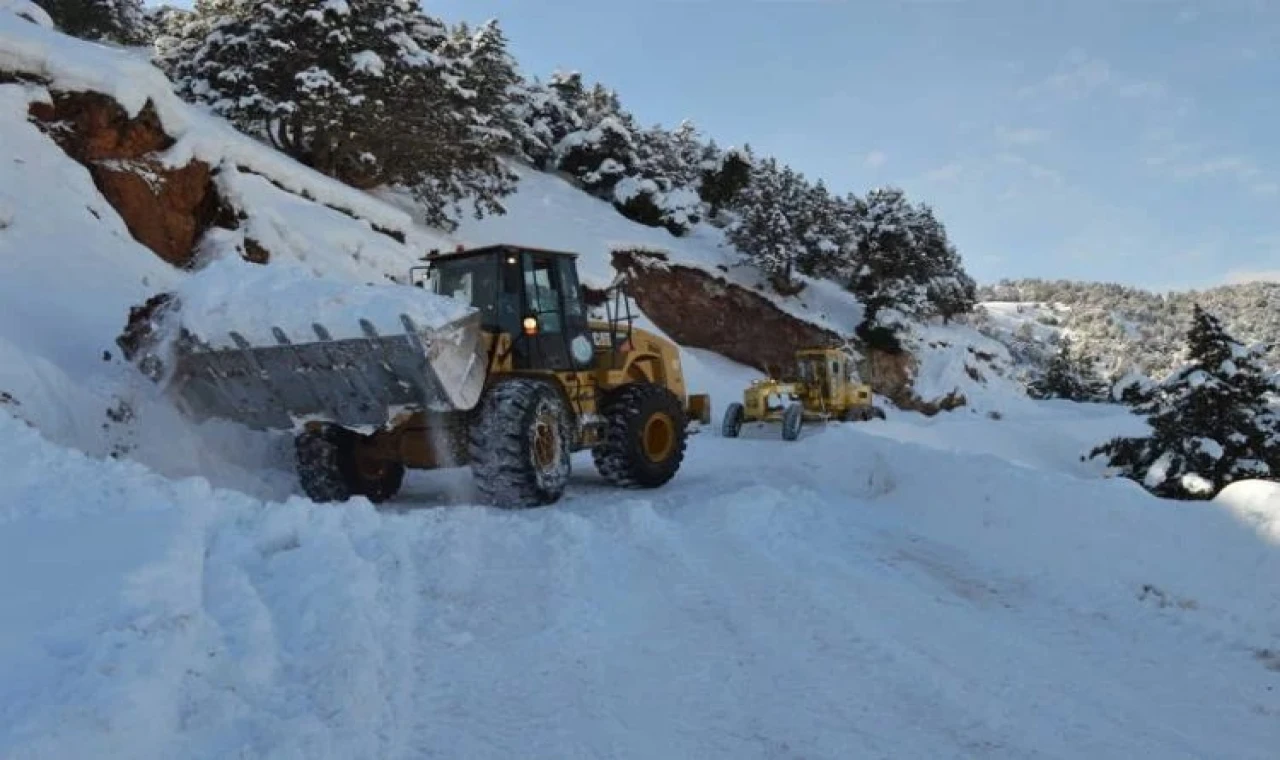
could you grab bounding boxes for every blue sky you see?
[163,1,1280,290]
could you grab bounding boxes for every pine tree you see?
[507,71,586,169]
[847,187,925,322]
[699,146,752,217]
[726,158,803,293]
[1027,338,1107,401]
[35,0,148,44]
[1089,305,1280,499]
[158,0,515,230]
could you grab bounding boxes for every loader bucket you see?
[166,311,487,432]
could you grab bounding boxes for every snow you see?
[0,0,49,28]
[440,162,866,335]
[4,11,1280,759]
[1214,479,1280,543]
[4,400,1280,758]
[171,256,474,348]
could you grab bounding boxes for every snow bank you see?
[0,0,50,28]
[214,166,450,285]
[1214,480,1280,543]
[904,321,1029,412]
[173,256,473,348]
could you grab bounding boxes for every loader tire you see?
[469,379,571,508]
[722,402,745,438]
[295,425,405,504]
[781,402,804,441]
[593,383,687,489]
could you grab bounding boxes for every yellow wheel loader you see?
[166,245,711,508]
[722,348,884,441]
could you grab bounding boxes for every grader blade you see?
[167,311,487,432]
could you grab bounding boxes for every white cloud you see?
[996,152,1065,185]
[864,150,887,168]
[1143,131,1275,196]
[922,161,964,183]
[1018,51,1111,100]
[1019,50,1169,103]
[995,126,1050,146]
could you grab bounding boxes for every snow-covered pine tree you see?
[1088,305,1280,499]
[159,0,514,230]
[442,19,522,158]
[699,146,752,217]
[554,82,641,197]
[847,186,926,322]
[507,71,587,169]
[1026,338,1108,401]
[35,0,148,44]
[726,158,803,293]
[911,204,975,321]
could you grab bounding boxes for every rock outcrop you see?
[610,248,973,415]
[611,249,846,375]
[29,92,222,267]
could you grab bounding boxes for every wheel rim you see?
[643,412,676,462]
[532,412,560,471]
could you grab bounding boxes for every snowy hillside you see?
[2,7,1279,759]
[431,163,1026,412]
[978,279,1280,382]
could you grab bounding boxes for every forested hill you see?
[977,279,1280,380]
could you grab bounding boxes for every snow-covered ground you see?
[3,8,1279,759]
[4,401,1279,759]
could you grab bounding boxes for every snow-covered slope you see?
[435,163,1026,411]
[0,8,454,495]
[3,9,1278,759]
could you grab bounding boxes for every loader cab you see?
[421,245,594,372]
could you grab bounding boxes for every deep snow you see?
[2,8,1279,759]
[3,401,1279,759]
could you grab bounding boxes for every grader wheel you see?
[781,402,804,441]
[721,402,745,438]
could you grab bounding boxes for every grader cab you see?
[721,347,884,441]
[166,244,711,508]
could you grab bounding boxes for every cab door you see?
[518,253,592,371]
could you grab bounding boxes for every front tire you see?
[295,424,405,504]
[469,379,572,508]
[594,383,688,489]
[722,402,745,438]
[781,402,804,441]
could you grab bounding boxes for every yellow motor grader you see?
[722,347,884,441]
[164,244,711,508]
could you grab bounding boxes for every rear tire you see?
[781,402,804,441]
[295,425,405,504]
[469,379,571,508]
[594,383,687,488]
[722,402,745,438]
